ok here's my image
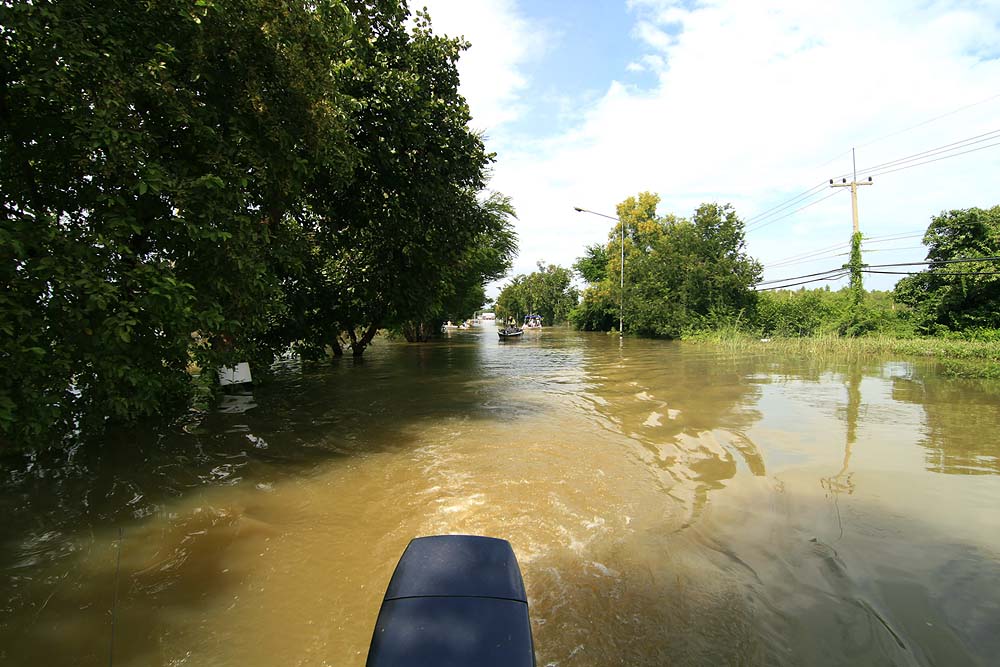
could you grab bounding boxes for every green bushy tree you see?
[894,206,1000,333]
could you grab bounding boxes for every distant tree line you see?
[560,194,998,341]
[495,263,578,325]
[0,0,516,444]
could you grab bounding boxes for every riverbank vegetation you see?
[1,1,516,445]
[568,194,1000,375]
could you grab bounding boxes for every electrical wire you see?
[756,266,848,286]
[755,272,849,290]
[766,245,930,271]
[744,182,827,225]
[864,269,1000,277]
[833,128,1000,179]
[865,256,1000,268]
[755,256,1000,290]
[856,92,1000,150]
[746,190,846,233]
[862,140,1000,178]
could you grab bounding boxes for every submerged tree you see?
[282,6,501,357]
[0,0,357,441]
[0,0,516,444]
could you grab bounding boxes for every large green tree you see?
[281,5,499,357]
[571,193,761,337]
[1,0,512,445]
[0,0,356,441]
[894,206,1000,332]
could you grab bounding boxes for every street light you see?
[574,206,624,337]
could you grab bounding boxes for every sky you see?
[418,0,1000,296]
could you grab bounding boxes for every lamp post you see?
[574,206,624,337]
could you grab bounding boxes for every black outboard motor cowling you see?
[366,535,535,667]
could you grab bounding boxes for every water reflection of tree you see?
[892,370,1000,475]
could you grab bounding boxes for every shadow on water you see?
[0,338,562,665]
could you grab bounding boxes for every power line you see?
[844,128,1000,177]
[864,269,1000,277]
[765,239,851,266]
[756,256,1000,289]
[755,271,849,291]
[863,140,1000,178]
[766,251,849,269]
[756,266,847,286]
[746,189,846,233]
[811,92,1000,169]
[865,245,926,253]
[856,91,1000,150]
[866,256,1000,269]
[765,244,927,270]
[744,182,827,225]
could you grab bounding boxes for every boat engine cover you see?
[366,535,535,667]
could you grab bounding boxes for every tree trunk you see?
[353,321,380,357]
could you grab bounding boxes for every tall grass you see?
[684,329,1000,378]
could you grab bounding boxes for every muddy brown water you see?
[2,327,999,665]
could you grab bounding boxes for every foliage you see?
[752,288,915,338]
[848,231,864,305]
[573,243,608,284]
[571,193,762,337]
[894,206,1000,333]
[396,193,518,342]
[496,264,579,325]
[0,0,515,445]
[684,331,1000,380]
[0,0,357,442]
[271,6,499,357]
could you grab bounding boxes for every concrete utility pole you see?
[829,148,873,234]
[830,148,873,302]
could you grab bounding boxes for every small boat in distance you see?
[498,326,523,340]
[523,314,542,329]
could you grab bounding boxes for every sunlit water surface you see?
[2,327,999,665]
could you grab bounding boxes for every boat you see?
[366,535,535,666]
[523,314,542,329]
[498,326,523,339]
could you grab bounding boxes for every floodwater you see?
[2,327,999,666]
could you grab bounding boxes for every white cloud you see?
[419,0,547,133]
[474,0,1000,292]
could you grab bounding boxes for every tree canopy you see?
[894,206,1000,333]
[0,0,516,445]
[571,193,761,337]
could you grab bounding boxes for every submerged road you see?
[2,326,999,665]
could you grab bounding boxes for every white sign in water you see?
[218,362,253,386]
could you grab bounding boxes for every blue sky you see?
[498,2,652,139]
[420,0,1000,295]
